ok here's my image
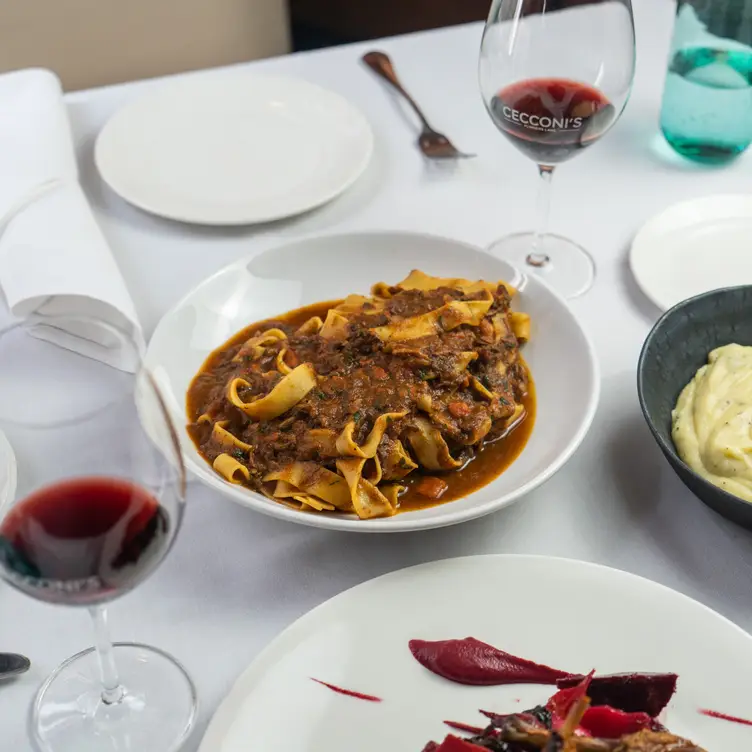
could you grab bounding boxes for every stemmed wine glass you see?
[0,314,195,752]
[479,0,636,298]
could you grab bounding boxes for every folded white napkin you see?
[0,68,143,372]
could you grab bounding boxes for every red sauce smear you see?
[700,709,752,727]
[310,678,382,702]
[444,721,484,735]
[409,637,575,686]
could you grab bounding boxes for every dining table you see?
[3,0,752,747]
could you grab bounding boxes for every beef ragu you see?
[186,270,535,519]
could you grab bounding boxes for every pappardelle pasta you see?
[187,271,534,519]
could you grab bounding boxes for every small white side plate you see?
[95,72,374,225]
[199,555,752,752]
[630,195,752,311]
[0,428,17,510]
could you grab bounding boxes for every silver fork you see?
[362,51,476,160]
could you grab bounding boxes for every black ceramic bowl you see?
[638,286,752,530]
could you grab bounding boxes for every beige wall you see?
[1,0,291,91]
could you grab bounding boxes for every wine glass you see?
[0,314,196,752]
[479,0,636,298]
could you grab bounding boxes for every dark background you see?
[290,0,615,51]
[291,0,490,49]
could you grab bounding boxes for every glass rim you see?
[0,368,187,503]
[0,313,187,497]
[0,312,142,430]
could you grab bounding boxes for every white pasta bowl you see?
[143,231,599,532]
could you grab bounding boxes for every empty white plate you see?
[199,555,752,751]
[0,428,17,510]
[95,72,374,225]
[630,195,752,311]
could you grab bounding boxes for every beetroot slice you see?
[578,706,662,738]
[556,672,678,717]
[547,673,594,729]
[409,637,575,686]
[546,675,663,739]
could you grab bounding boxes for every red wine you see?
[490,78,615,164]
[0,477,169,605]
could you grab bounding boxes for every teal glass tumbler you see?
[660,0,752,164]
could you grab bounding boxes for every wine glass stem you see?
[528,165,555,268]
[89,606,124,705]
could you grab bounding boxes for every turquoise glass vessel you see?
[660,0,752,164]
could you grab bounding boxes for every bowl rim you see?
[637,284,752,510]
[145,229,601,533]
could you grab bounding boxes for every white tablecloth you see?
[4,1,752,748]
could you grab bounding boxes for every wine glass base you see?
[30,642,198,752]
[487,232,595,298]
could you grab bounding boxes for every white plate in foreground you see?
[630,195,752,311]
[0,428,16,511]
[199,555,751,751]
[95,72,373,225]
[143,231,599,531]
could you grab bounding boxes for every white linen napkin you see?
[0,68,143,372]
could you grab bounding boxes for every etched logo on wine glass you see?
[500,106,585,132]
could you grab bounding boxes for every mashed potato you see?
[673,344,752,503]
